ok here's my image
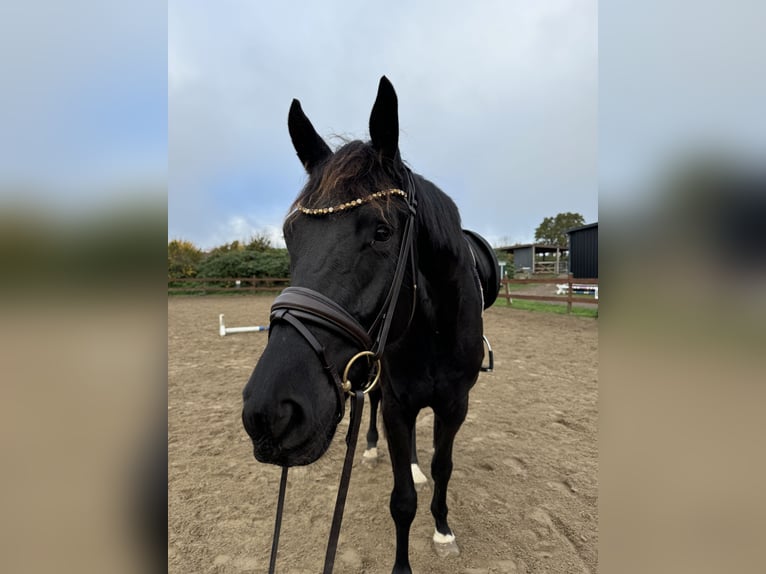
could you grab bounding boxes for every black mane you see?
[411,173,467,275]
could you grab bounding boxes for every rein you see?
[264,169,418,573]
[269,390,365,574]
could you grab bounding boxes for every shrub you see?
[197,248,290,278]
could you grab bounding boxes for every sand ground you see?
[169,295,597,573]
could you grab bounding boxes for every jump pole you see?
[219,314,269,337]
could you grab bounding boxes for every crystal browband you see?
[297,188,406,215]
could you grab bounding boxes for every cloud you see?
[1,0,166,196]
[201,216,286,251]
[169,0,598,248]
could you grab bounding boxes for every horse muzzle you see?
[242,334,343,467]
[242,397,337,467]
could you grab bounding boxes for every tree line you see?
[168,233,290,281]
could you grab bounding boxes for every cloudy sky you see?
[169,0,597,249]
[0,0,166,208]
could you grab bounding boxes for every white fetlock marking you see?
[362,447,378,459]
[433,530,455,544]
[411,463,427,484]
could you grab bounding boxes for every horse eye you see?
[374,225,393,242]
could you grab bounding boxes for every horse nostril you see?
[243,400,306,447]
[242,407,265,442]
[272,400,304,443]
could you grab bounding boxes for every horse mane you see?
[412,174,465,263]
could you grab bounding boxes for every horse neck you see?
[408,174,482,331]
[415,249,482,335]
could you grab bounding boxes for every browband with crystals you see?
[297,188,406,215]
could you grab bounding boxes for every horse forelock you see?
[286,140,404,224]
[284,141,467,275]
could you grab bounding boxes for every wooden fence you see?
[168,275,599,314]
[500,275,598,313]
[168,277,290,294]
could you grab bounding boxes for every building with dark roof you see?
[567,222,598,278]
[497,243,568,276]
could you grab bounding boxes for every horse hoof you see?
[361,457,378,468]
[433,539,460,558]
[433,531,460,558]
[361,448,378,468]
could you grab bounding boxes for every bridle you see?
[270,168,418,416]
[264,168,418,574]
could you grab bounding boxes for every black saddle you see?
[463,229,501,309]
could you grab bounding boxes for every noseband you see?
[268,169,418,420]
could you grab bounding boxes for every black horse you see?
[242,77,498,573]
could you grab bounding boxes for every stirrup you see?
[480,335,494,372]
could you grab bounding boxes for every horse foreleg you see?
[409,425,428,488]
[383,405,417,574]
[362,388,381,464]
[430,408,466,558]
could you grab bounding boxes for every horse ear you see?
[369,76,399,163]
[288,99,332,172]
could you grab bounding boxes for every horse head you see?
[242,77,417,466]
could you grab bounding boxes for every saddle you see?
[463,229,501,309]
[463,229,500,372]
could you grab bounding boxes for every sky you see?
[2,1,761,249]
[168,0,598,249]
[0,0,166,208]
[599,0,766,207]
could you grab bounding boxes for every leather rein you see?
[265,169,418,573]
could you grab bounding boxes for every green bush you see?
[197,248,290,278]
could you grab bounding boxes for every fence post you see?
[567,273,573,314]
[504,278,511,305]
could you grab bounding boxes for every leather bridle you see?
[264,168,418,574]
[268,167,418,419]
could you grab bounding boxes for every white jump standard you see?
[556,283,599,299]
[218,314,269,337]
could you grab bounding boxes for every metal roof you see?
[496,243,567,253]
[566,222,598,234]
